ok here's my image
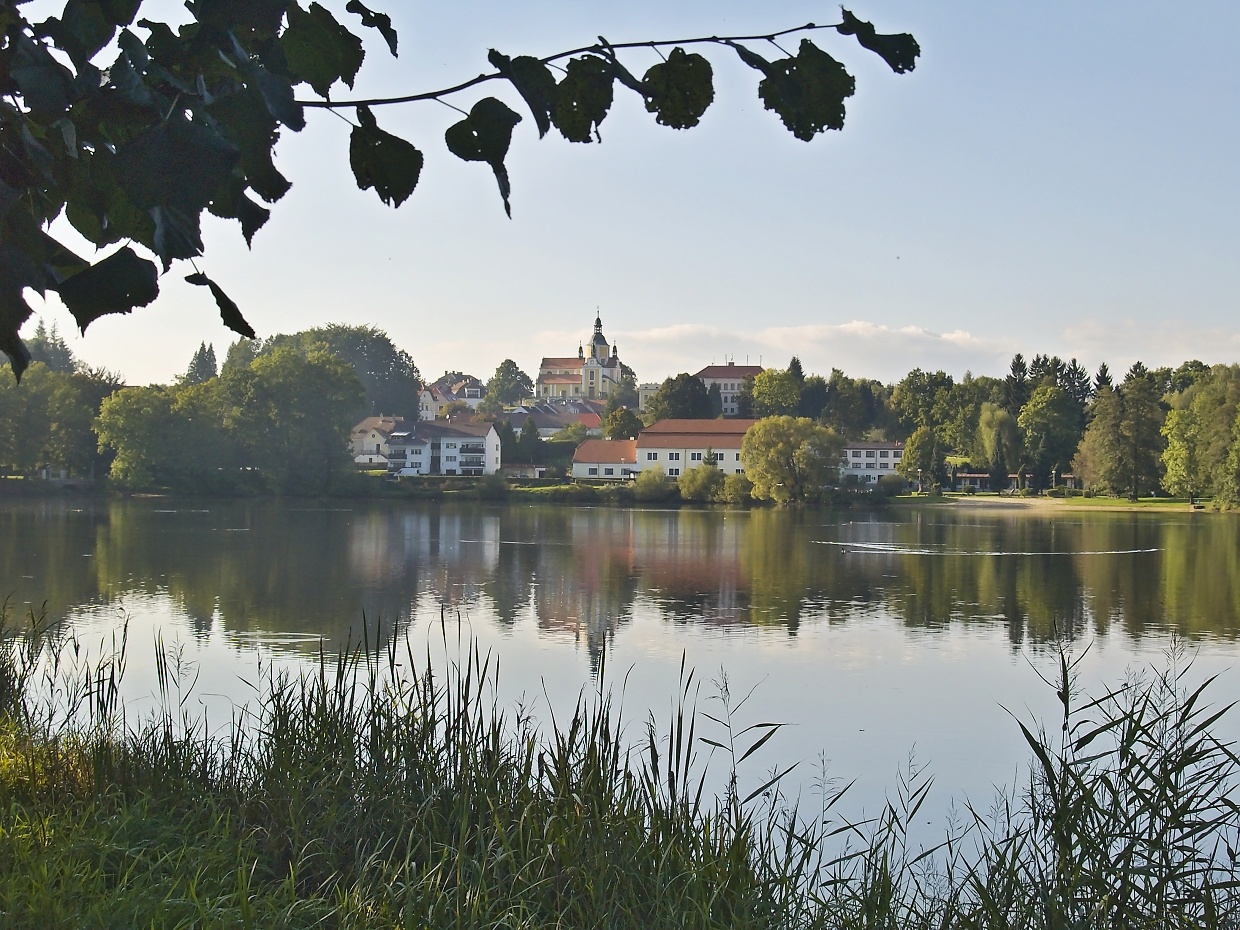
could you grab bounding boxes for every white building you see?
[571,438,639,479]
[636,419,756,478]
[694,362,764,416]
[386,422,501,477]
[350,415,407,466]
[839,440,905,486]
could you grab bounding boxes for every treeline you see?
[650,354,1232,501]
[1,324,419,495]
[7,321,1240,502]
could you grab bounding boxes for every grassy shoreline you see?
[2,613,1239,927]
[893,492,1213,514]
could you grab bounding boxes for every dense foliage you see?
[95,342,362,493]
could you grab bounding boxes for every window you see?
[852,451,862,458]
[668,468,680,476]
[879,450,889,458]
[690,452,702,461]
[446,455,457,462]
[669,452,680,461]
[866,450,876,458]
[604,467,614,476]
[411,449,422,456]
[588,467,598,476]
[646,452,658,461]
[865,462,875,468]
[735,453,741,461]
[447,442,457,449]
[893,451,902,459]
[880,463,889,469]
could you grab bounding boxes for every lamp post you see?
[917,467,923,494]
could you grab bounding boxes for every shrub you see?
[717,472,753,504]
[677,463,725,502]
[474,472,509,500]
[634,467,676,502]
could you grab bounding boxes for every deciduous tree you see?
[1017,385,1081,490]
[485,359,533,407]
[604,407,643,440]
[750,369,800,417]
[647,374,712,421]
[740,416,842,504]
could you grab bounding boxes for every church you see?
[537,315,625,400]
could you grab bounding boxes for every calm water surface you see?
[5,498,1240,817]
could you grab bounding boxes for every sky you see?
[22,1,1240,387]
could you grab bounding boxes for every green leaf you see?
[36,0,115,69]
[754,39,854,142]
[187,0,288,38]
[0,179,17,226]
[209,90,292,203]
[0,294,34,381]
[444,96,522,217]
[247,63,306,131]
[208,178,271,246]
[552,55,613,144]
[488,50,556,139]
[113,116,240,213]
[349,105,423,207]
[10,34,77,116]
[55,246,159,332]
[283,2,364,98]
[108,51,157,109]
[151,205,204,267]
[837,10,920,74]
[642,47,714,130]
[0,248,42,380]
[99,0,142,28]
[731,43,773,76]
[186,272,256,338]
[346,1,398,57]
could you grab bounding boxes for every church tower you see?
[590,314,609,361]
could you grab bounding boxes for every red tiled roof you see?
[540,357,584,370]
[842,440,905,450]
[573,439,637,464]
[639,433,748,450]
[642,419,757,434]
[694,365,764,380]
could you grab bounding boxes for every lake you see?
[5,497,1240,820]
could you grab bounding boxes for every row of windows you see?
[645,451,743,461]
[585,467,746,478]
[849,449,901,459]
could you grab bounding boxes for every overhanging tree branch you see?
[0,3,918,380]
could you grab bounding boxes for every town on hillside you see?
[5,317,1227,505]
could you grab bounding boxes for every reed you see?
[1,607,1238,928]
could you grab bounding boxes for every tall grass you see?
[1,606,1239,928]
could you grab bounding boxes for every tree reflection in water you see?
[3,500,1239,668]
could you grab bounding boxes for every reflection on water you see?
[6,498,1240,818]
[6,500,1240,659]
